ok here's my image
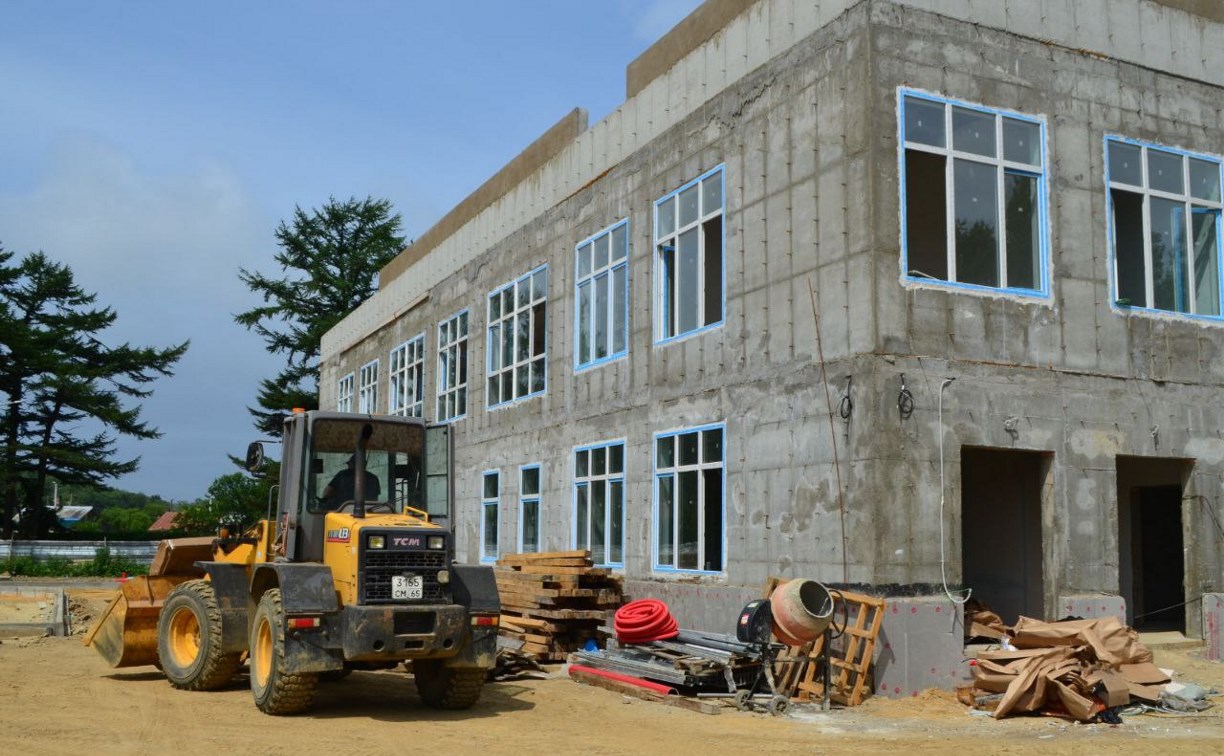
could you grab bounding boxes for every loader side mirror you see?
[245,442,266,475]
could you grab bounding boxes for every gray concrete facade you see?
[321,0,1224,688]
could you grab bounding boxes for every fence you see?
[0,539,159,563]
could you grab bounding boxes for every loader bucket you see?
[83,575,194,668]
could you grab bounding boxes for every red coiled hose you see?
[614,599,679,643]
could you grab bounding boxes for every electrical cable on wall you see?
[897,373,915,419]
[938,377,971,606]
[807,277,849,584]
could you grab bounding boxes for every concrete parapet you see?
[874,595,968,698]
[1056,594,1127,624]
[1203,594,1224,661]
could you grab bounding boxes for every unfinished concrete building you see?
[320,0,1224,693]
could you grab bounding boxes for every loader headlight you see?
[427,535,446,550]
[437,569,450,585]
[368,535,386,549]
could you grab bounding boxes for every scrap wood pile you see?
[966,614,1209,721]
[495,550,624,661]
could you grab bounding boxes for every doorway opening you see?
[961,447,1052,625]
[1117,456,1190,632]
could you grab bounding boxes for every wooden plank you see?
[568,669,721,715]
[511,565,611,576]
[497,550,591,563]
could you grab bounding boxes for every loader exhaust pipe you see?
[353,423,374,519]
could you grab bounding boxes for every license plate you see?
[392,575,423,600]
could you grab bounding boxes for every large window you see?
[389,335,425,417]
[519,465,541,554]
[900,90,1048,294]
[1107,137,1223,316]
[655,166,724,341]
[357,359,378,414]
[487,266,547,408]
[436,311,469,421]
[482,470,499,562]
[654,425,724,572]
[576,220,629,369]
[574,441,625,567]
[337,373,354,413]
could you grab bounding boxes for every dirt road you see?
[1,587,1222,755]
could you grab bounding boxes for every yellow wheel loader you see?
[84,410,500,715]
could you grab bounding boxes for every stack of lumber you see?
[495,550,624,662]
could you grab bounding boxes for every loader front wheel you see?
[249,588,317,715]
[156,579,241,690]
[413,660,485,710]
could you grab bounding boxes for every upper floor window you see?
[519,464,541,554]
[654,424,724,573]
[576,220,629,369]
[389,335,425,418]
[900,90,1048,295]
[357,359,378,414]
[1107,138,1222,316]
[574,441,625,567]
[337,373,354,413]
[436,310,469,422]
[655,166,724,341]
[487,266,547,408]
[481,470,499,563]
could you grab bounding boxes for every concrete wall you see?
[320,0,1224,661]
[864,2,1224,635]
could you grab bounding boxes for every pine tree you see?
[235,196,405,435]
[0,248,188,537]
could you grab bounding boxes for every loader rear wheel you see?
[249,588,317,715]
[413,660,485,710]
[156,579,241,691]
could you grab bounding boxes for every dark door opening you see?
[1117,455,1190,632]
[961,448,1050,626]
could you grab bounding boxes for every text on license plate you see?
[392,575,423,600]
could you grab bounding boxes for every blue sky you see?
[0,0,701,502]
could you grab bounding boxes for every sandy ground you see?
[0,585,1221,756]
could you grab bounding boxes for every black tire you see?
[156,579,241,691]
[414,659,485,710]
[249,588,317,715]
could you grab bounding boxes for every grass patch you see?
[3,547,148,578]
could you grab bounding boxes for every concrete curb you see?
[0,585,69,637]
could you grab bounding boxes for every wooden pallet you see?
[794,588,885,706]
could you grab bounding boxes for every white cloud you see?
[0,135,283,499]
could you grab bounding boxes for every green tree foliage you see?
[0,247,188,538]
[236,196,405,435]
[172,467,279,536]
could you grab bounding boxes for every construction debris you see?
[495,550,625,661]
[968,615,1187,721]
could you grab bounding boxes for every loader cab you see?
[260,411,453,563]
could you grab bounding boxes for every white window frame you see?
[436,310,469,422]
[486,265,548,408]
[653,423,725,574]
[1106,136,1224,318]
[519,464,542,554]
[575,219,630,370]
[573,440,626,568]
[336,372,354,413]
[389,334,425,417]
[481,470,499,563]
[654,165,725,342]
[898,88,1050,296]
[357,359,379,414]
